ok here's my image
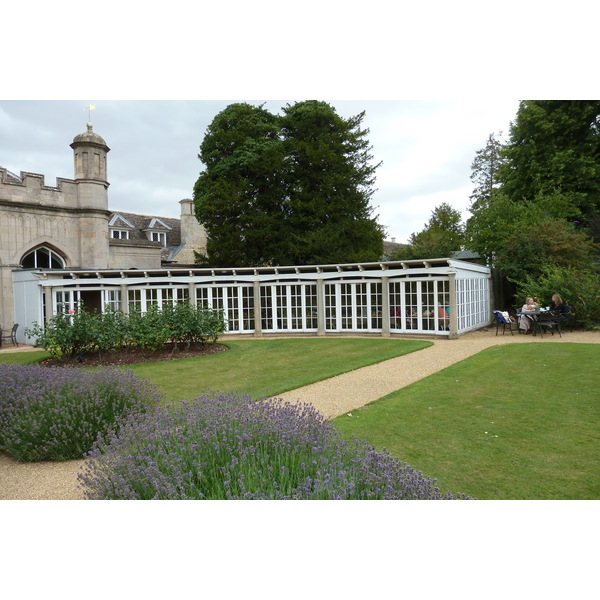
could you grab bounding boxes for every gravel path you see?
[1,328,598,500]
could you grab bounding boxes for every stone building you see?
[2,123,492,344]
[0,123,207,333]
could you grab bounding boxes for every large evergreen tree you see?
[499,100,600,222]
[279,101,384,264]
[193,103,286,266]
[469,132,506,212]
[193,101,384,267]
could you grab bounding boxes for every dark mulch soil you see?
[40,343,229,368]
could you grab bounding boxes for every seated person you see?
[519,297,537,333]
[437,305,450,330]
[550,293,567,319]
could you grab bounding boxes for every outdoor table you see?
[521,309,552,337]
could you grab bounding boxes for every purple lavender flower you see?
[78,392,473,500]
[0,364,161,462]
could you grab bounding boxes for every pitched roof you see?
[108,211,182,247]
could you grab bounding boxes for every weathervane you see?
[85,103,96,125]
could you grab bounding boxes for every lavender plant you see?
[0,364,161,462]
[79,392,472,500]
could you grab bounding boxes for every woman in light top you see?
[519,297,537,333]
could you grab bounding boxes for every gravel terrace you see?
[1,327,598,500]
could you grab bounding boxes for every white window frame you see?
[111,229,130,240]
[149,231,167,246]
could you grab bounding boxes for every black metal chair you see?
[536,311,562,338]
[561,305,573,331]
[493,311,515,336]
[0,323,19,347]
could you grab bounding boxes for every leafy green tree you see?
[193,101,384,267]
[279,101,384,264]
[495,212,598,283]
[388,202,465,260]
[466,191,518,265]
[193,103,286,266]
[465,102,600,314]
[499,100,600,222]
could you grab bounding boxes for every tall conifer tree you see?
[193,101,384,267]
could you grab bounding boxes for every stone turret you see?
[70,123,110,184]
[69,123,110,267]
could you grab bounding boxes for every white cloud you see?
[1,99,520,244]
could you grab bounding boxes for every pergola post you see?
[253,281,262,337]
[316,279,325,336]
[381,277,390,337]
[120,283,129,314]
[448,272,458,339]
[187,282,195,306]
[43,285,53,324]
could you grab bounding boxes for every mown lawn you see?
[334,343,600,500]
[128,338,431,400]
[4,339,597,499]
[0,350,50,364]
[0,338,431,402]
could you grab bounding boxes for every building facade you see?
[2,124,491,343]
[13,258,491,342]
[0,123,207,333]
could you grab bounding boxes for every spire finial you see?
[85,103,96,124]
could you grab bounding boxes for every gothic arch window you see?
[21,246,66,269]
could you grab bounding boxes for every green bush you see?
[25,302,226,359]
[126,305,171,350]
[161,302,226,349]
[512,265,600,328]
[25,304,97,359]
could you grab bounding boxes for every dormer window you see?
[111,229,130,240]
[150,231,167,246]
[109,214,134,241]
[142,217,171,247]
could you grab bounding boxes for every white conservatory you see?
[12,258,492,343]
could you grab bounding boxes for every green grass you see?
[334,343,600,500]
[0,350,51,365]
[127,338,431,400]
[0,338,431,401]
[4,338,597,499]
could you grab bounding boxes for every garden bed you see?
[40,342,229,367]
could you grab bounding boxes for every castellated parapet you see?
[1,122,208,337]
[0,167,110,270]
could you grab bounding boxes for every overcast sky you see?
[1,99,519,244]
[2,2,596,579]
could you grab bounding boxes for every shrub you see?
[161,302,226,349]
[512,264,600,328]
[78,392,472,500]
[26,303,227,359]
[26,305,97,359]
[0,364,162,462]
[126,305,171,350]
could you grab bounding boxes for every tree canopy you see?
[465,100,600,315]
[499,100,600,222]
[388,202,465,260]
[193,101,384,267]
